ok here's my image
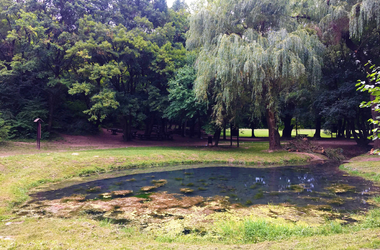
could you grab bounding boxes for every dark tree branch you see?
[290,15,311,20]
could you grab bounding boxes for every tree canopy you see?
[0,0,379,150]
[187,0,324,150]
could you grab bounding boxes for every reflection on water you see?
[31,163,380,211]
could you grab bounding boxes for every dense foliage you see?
[187,0,324,150]
[357,64,380,149]
[0,0,190,140]
[0,0,378,149]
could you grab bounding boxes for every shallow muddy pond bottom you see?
[30,163,380,212]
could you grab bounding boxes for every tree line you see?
[0,0,379,150]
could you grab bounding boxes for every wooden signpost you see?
[34,118,43,150]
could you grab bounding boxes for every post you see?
[237,127,239,148]
[34,118,44,150]
[230,124,233,146]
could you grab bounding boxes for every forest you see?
[0,0,379,150]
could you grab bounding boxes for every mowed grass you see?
[0,142,308,218]
[1,142,380,249]
[340,154,380,183]
[1,208,380,249]
[224,129,333,138]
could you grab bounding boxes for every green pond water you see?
[31,163,380,211]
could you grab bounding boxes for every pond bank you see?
[1,143,380,249]
[0,143,311,217]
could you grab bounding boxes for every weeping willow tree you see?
[187,0,324,150]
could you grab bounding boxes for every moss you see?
[269,191,281,196]
[325,184,356,194]
[174,177,183,181]
[61,194,86,202]
[111,190,133,197]
[140,186,157,192]
[254,190,264,199]
[303,196,321,201]
[98,193,112,199]
[180,188,194,193]
[306,204,333,211]
[86,186,101,193]
[245,200,253,205]
[198,187,208,191]
[126,178,136,182]
[287,184,305,193]
[186,183,194,187]
[133,193,153,199]
[327,198,345,205]
[151,179,168,187]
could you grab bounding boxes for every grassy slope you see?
[1,213,380,249]
[0,142,307,216]
[340,155,380,183]
[1,142,380,249]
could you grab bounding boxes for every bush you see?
[0,113,9,141]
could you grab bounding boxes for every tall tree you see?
[66,15,186,140]
[171,0,187,12]
[357,64,380,150]
[295,0,380,147]
[187,0,324,150]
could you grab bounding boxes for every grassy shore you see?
[0,142,308,217]
[340,154,380,184]
[1,142,380,249]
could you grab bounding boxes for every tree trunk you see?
[314,116,321,139]
[237,127,239,148]
[161,119,166,134]
[47,91,54,134]
[251,122,256,138]
[344,34,379,148]
[145,114,155,136]
[371,94,380,149]
[230,124,233,146]
[213,127,221,146]
[267,108,282,150]
[182,119,187,137]
[189,120,195,138]
[281,114,293,138]
[345,120,351,139]
[337,119,343,138]
[123,115,132,141]
[197,111,202,138]
[223,125,226,140]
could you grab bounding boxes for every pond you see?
[30,162,380,212]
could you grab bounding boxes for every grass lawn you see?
[224,129,334,138]
[0,142,308,216]
[340,154,380,184]
[1,142,380,249]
